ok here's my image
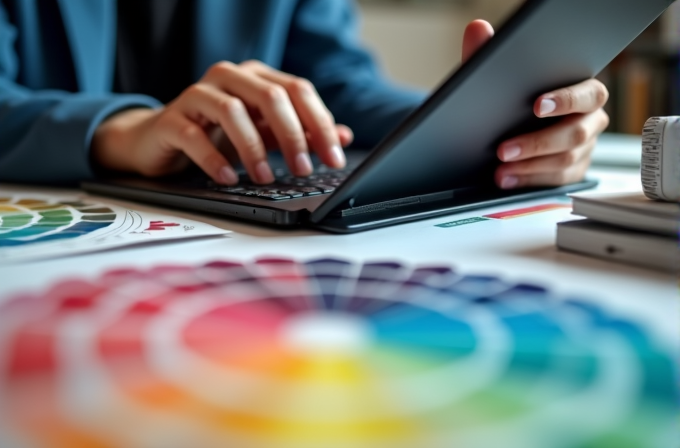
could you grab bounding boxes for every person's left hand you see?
[462,20,610,189]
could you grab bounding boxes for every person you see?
[0,0,609,190]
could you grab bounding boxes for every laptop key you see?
[278,190,305,198]
[213,187,247,194]
[256,192,291,200]
[297,187,323,196]
[210,164,353,200]
[315,185,335,193]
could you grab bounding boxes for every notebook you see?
[557,219,678,272]
[570,191,679,237]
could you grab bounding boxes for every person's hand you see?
[92,60,353,185]
[462,20,610,189]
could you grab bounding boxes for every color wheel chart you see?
[0,194,228,263]
[0,198,116,247]
[0,258,675,448]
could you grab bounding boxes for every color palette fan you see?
[0,258,675,448]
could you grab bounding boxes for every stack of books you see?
[556,191,679,272]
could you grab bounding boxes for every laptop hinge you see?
[332,189,478,218]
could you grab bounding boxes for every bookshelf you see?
[597,3,680,134]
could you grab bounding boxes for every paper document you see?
[0,191,230,263]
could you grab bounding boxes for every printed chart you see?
[0,258,674,448]
[0,198,117,247]
[0,194,229,263]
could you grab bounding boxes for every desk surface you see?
[2,166,675,345]
[0,146,677,447]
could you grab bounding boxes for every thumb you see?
[462,20,495,63]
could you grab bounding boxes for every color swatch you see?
[0,198,115,247]
[483,203,571,219]
[0,193,229,263]
[0,258,675,448]
[436,200,573,228]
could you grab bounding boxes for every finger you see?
[337,124,354,148]
[497,160,590,189]
[498,109,609,162]
[245,64,347,169]
[204,62,312,177]
[499,139,594,176]
[265,124,352,151]
[254,120,352,149]
[495,139,595,189]
[535,78,609,118]
[462,20,494,62]
[258,128,317,157]
[257,123,354,155]
[160,113,239,186]
[178,84,274,184]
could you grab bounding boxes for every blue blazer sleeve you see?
[282,0,428,149]
[0,4,160,185]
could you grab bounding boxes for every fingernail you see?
[295,152,313,176]
[219,166,239,185]
[255,160,274,184]
[330,145,346,168]
[501,176,519,189]
[502,144,521,161]
[539,98,557,116]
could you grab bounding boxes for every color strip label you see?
[436,217,491,228]
[483,204,571,220]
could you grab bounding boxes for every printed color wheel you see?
[0,198,115,247]
[0,258,675,448]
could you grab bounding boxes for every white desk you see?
[0,140,676,448]
[2,167,675,344]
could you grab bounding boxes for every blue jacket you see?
[0,0,424,184]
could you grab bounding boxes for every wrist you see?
[91,108,158,173]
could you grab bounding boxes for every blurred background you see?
[357,0,680,135]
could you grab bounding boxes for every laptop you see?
[83,0,674,233]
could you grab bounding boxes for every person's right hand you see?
[92,60,353,185]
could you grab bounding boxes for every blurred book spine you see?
[599,3,680,134]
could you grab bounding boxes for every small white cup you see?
[641,116,680,202]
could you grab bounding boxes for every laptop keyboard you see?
[209,164,356,200]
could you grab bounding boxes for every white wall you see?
[359,0,680,91]
[357,0,529,89]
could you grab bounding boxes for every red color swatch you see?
[145,221,180,231]
[483,204,570,220]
